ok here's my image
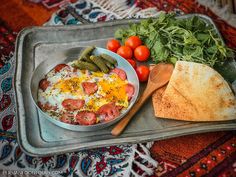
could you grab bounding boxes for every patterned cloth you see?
[151,131,236,177]
[0,1,158,176]
[0,0,236,177]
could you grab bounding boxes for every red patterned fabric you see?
[0,0,236,176]
[150,132,236,177]
[0,20,15,65]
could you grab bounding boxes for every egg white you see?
[38,61,130,119]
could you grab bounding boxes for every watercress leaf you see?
[158,12,167,23]
[192,46,203,57]
[140,18,152,28]
[114,29,125,39]
[207,45,218,54]
[169,57,178,64]
[114,12,233,67]
[196,33,209,41]
[184,33,200,45]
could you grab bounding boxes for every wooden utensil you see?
[111,63,174,136]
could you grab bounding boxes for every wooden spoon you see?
[111,63,174,136]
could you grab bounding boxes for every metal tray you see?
[15,14,236,156]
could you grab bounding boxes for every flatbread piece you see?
[152,61,236,121]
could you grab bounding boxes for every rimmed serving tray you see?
[15,14,236,156]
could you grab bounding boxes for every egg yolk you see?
[54,77,83,95]
[98,75,128,106]
[53,72,129,112]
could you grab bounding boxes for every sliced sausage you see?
[97,102,120,122]
[75,111,97,125]
[73,67,78,73]
[60,113,74,124]
[38,102,57,111]
[38,101,44,110]
[62,98,85,111]
[111,68,127,80]
[44,102,57,111]
[39,78,50,91]
[82,82,98,95]
[54,64,69,73]
[125,83,135,101]
[116,105,124,110]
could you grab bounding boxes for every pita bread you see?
[152,61,236,121]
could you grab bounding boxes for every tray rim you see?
[15,14,236,157]
[14,13,224,42]
[18,122,236,157]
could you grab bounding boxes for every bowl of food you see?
[30,46,139,131]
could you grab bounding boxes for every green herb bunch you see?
[115,12,234,67]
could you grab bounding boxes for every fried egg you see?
[38,60,133,125]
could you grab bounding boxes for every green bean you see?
[90,55,109,73]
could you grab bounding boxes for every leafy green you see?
[114,12,234,67]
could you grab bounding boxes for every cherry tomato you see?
[125,36,142,50]
[106,39,121,53]
[126,59,136,68]
[134,45,150,61]
[135,65,150,82]
[117,46,133,59]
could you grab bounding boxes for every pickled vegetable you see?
[82,56,93,63]
[73,60,99,71]
[78,46,95,61]
[90,55,109,73]
[104,60,115,69]
[100,54,117,65]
